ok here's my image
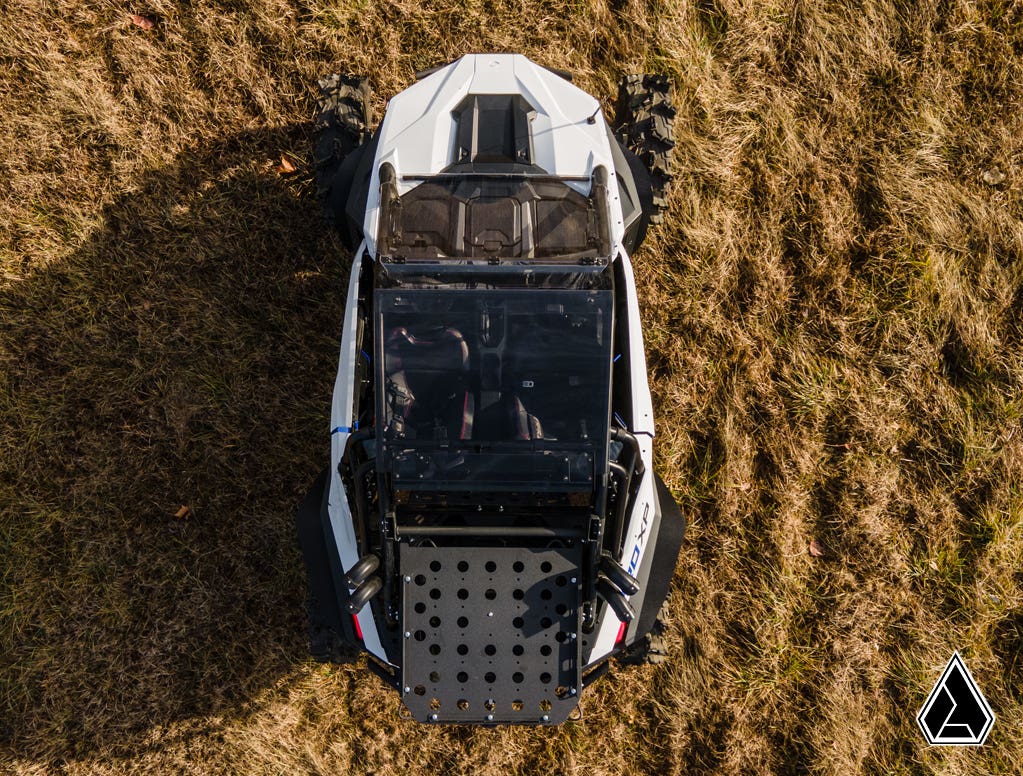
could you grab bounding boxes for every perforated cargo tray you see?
[399,544,582,724]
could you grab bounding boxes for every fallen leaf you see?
[277,155,297,174]
[808,539,824,557]
[128,13,156,30]
[982,167,1005,186]
[174,505,191,519]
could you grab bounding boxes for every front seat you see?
[384,327,474,441]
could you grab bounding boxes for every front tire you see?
[314,74,372,247]
[614,75,676,226]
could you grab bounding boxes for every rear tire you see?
[617,601,670,665]
[314,74,372,236]
[614,75,676,226]
[308,614,359,664]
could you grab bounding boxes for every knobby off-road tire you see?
[314,74,372,229]
[618,601,671,666]
[307,599,360,664]
[614,74,676,226]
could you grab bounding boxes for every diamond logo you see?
[917,652,994,746]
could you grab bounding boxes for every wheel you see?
[617,601,671,666]
[613,74,676,226]
[640,619,670,665]
[307,615,359,664]
[314,74,372,240]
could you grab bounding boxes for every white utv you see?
[297,54,685,725]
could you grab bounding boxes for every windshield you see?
[376,288,612,491]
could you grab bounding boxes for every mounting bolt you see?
[488,611,494,617]
[404,575,412,583]
[570,633,577,640]
[571,577,577,584]
[404,686,411,694]
[486,714,494,721]
[430,714,438,721]
[404,631,412,639]
[570,688,577,695]
[541,714,550,722]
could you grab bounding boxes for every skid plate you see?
[400,544,582,724]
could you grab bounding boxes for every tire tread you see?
[614,74,676,227]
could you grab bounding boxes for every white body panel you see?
[327,244,387,660]
[588,434,656,660]
[589,250,657,662]
[617,250,655,435]
[362,54,628,256]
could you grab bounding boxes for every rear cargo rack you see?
[400,545,582,724]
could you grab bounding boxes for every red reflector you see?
[352,614,363,641]
[615,621,627,644]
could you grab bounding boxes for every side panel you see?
[326,245,388,661]
[586,250,661,662]
[625,472,686,644]
[296,468,355,658]
[617,251,655,434]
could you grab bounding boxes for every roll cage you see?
[338,252,648,647]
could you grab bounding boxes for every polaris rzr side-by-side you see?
[297,54,685,725]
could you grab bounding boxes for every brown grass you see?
[2,0,1022,773]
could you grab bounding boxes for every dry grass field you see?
[2,0,1022,773]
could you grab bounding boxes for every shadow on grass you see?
[0,125,350,761]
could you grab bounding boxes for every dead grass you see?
[1,0,1022,773]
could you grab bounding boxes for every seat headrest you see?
[386,327,469,372]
